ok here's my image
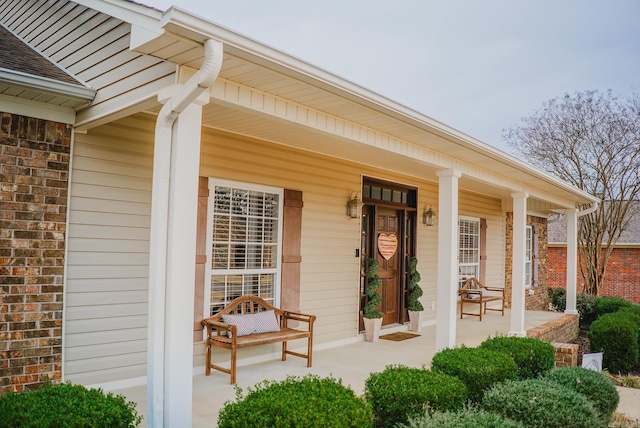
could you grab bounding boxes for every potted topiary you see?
[407,256,424,332]
[363,258,383,342]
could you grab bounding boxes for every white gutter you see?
[577,201,599,217]
[147,38,223,428]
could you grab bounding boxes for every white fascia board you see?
[0,93,75,124]
[0,69,96,101]
[73,0,163,29]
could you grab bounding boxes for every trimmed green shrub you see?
[596,296,633,317]
[547,287,566,312]
[479,335,555,379]
[364,258,382,319]
[543,366,619,424]
[217,374,373,427]
[398,408,524,428]
[588,311,639,373]
[482,379,601,428]
[577,293,600,328]
[407,257,424,311]
[0,381,141,428]
[364,365,467,428]
[430,346,518,402]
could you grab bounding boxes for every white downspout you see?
[147,39,223,428]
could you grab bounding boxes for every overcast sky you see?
[145,0,640,153]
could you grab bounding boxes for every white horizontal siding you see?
[64,115,153,385]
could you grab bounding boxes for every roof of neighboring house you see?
[548,201,640,245]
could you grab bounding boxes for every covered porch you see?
[115,309,565,427]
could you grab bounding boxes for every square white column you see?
[565,208,579,314]
[509,192,528,337]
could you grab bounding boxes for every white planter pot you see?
[408,310,424,332]
[363,317,382,342]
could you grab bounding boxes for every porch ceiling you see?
[131,8,598,211]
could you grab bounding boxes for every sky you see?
[145,0,640,153]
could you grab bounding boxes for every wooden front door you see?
[374,207,402,325]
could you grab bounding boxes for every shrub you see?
[543,366,619,424]
[482,379,601,428]
[0,381,141,428]
[407,257,424,311]
[479,335,555,379]
[430,346,518,402]
[588,311,639,373]
[364,258,382,319]
[577,293,600,328]
[217,374,373,427]
[364,365,467,428]
[399,408,524,428]
[547,287,566,312]
[596,296,633,317]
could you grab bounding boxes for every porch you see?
[114,309,566,427]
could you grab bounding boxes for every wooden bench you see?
[201,295,316,384]
[458,277,505,321]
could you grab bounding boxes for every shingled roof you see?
[0,24,81,85]
[548,201,640,245]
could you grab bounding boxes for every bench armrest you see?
[283,311,316,330]
[201,319,237,338]
[483,286,504,294]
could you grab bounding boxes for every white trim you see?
[458,216,481,284]
[0,69,95,101]
[0,94,75,124]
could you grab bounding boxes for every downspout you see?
[148,38,223,428]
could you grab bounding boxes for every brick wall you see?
[505,213,550,310]
[0,112,70,393]
[526,313,579,343]
[548,245,640,304]
[552,343,579,367]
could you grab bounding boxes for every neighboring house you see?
[548,202,640,304]
[0,0,598,425]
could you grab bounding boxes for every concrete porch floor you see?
[113,309,640,426]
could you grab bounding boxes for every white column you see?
[435,169,462,350]
[565,208,578,315]
[509,192,528,337]
[163,103,204,427]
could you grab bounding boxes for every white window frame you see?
[525,225,533,288]
[204,178,284,317]
[458,216,481,287]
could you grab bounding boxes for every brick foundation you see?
[552,342,579,367]
[526,314,579,343]
[0,112,70,393]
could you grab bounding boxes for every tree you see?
[504,90,640,295]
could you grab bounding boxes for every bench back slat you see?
[204,295,286,323]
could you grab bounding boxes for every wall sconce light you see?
[346,191,363,219]
[422,206,436,226]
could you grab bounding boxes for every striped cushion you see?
[222,310,280,337]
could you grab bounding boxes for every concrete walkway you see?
[113,310,639,426]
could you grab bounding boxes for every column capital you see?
[436,169,462,179]
[511,191,529,199]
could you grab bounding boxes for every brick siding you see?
[505,213,550,310]
[0,112,70,393]
[548,246,640,304]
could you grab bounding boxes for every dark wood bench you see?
[201,295,316,384]
[458,277,505,321]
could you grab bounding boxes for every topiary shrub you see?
[364,365,467,428]
[543,366,619,424]
[577,293,600,328]
[217,374,373,427]
[398,408,524,428]
[482,379,601,428]
[430,346,518,402]
[0,381,141,428]
[407,257,424,312]
[596,296,633,318]
[479,335,555,379]
[588,311,639,373]
[364,258,382,319]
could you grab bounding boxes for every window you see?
[206,180,283,316]
[525,225,533,287]
[458,217,480,287]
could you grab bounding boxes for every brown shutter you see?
[281,189,303,312]
[193,177,209,341]
[479,218,487,284]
